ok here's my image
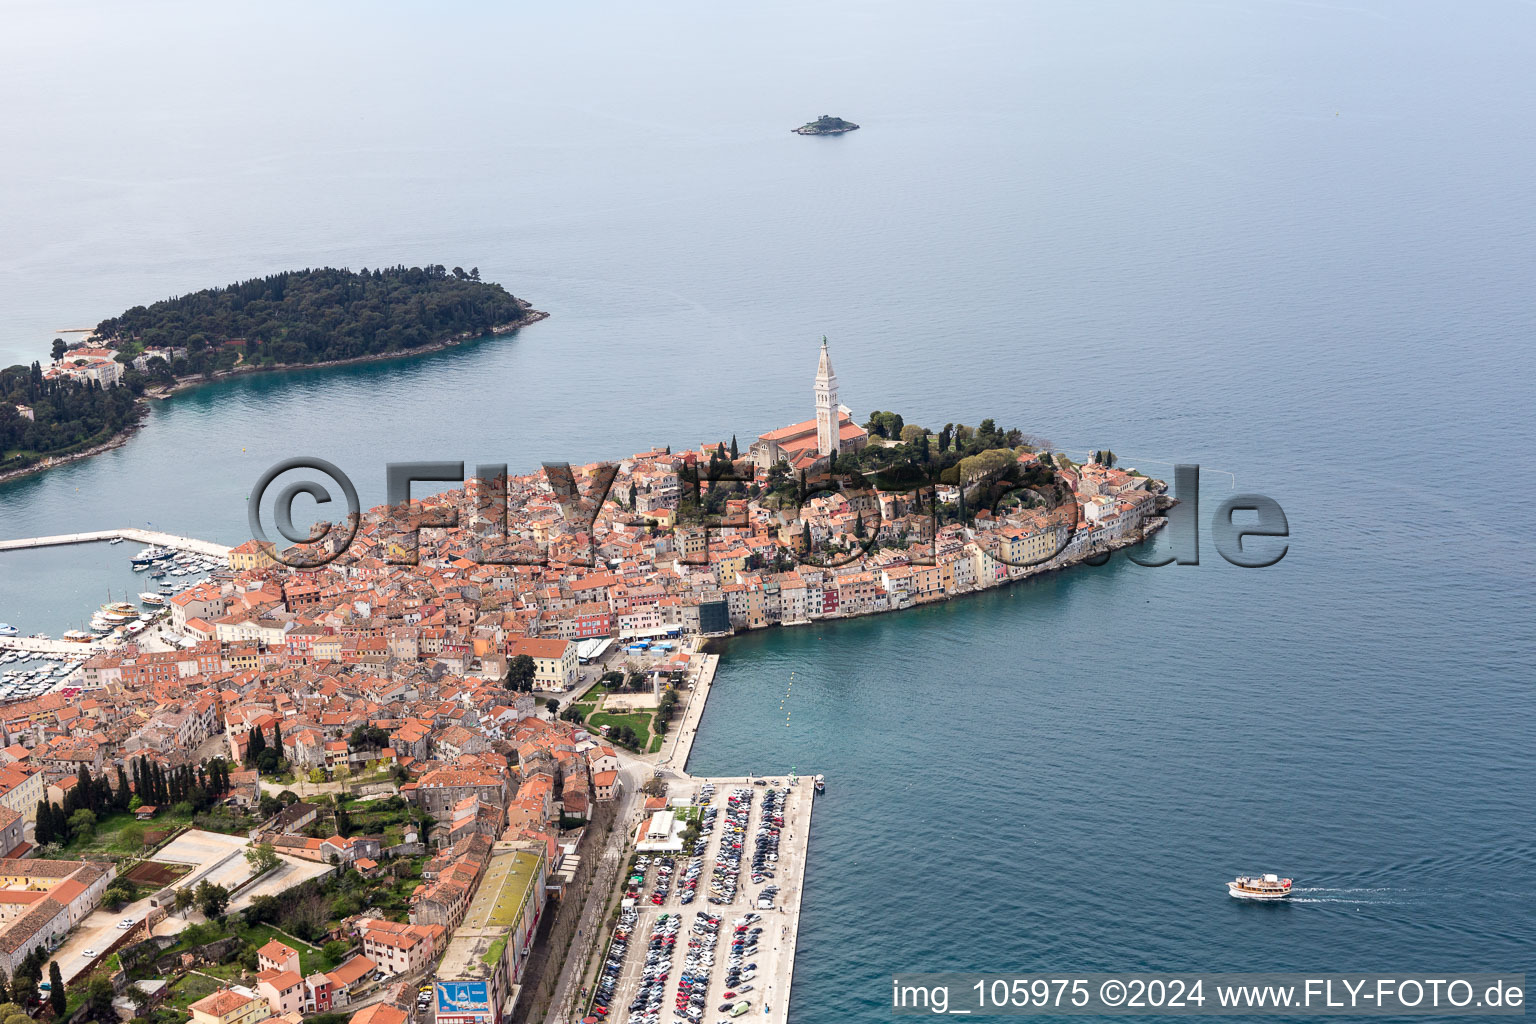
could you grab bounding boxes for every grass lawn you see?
[339,793,416,831]
[56,808,195,861]
[236,923,325,974]
[155,920,326,978]
[648,734,664,753]
[587,711,655,750]
[366,862,424,922]
[166,972,221,1012]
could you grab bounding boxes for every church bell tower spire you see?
[815,336,838,457]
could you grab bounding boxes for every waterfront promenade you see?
[658,645,720,774]
[0,526,231,558]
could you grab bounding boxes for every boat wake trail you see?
[1290,887,1410,906]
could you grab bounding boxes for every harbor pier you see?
[0,527,231,559]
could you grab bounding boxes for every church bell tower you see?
[815,337,838,457]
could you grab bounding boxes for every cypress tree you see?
[78,767,95,813]
[271,721,282,756]
[48,962,64,1016]
[246,726,266,766]
[33,801,50,845]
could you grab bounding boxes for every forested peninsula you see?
[0,265,545,482]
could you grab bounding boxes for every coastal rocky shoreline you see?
[144,307,548,401]
[0,307,547,486]
[794,115,860,135]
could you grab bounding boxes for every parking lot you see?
[589,778,812,1024]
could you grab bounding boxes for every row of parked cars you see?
[592,904,640,1017]
[650,856,676,905]
[674,911,721,1021]
[750,788,785,889]
[708,789,754,905]
[692,804,720,856]
[626,912,681,1024]
[722,911,765,1010]
[678,855,705,905]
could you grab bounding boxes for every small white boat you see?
[139,592,166,607]
[1228,873,1292,900]
[109,537,124,545]
[0,624,17,637]
[813,774,826,793]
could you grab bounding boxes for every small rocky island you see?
[794,114,860,135]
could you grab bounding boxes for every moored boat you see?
[139,592,166,607]
[1228,873,1292,900]
[813,774,825,793]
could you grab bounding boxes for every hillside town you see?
[0,342,1164,1024]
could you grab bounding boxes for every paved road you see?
[543,757,651,1024]
[53,897,156,984]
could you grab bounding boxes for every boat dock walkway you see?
[0,527,231,559]
[658,645,720,774]
[0,636,104,655]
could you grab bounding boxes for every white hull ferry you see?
[1228,873,1292,900]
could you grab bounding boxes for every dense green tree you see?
[67,808,96,842]
[92,265,532,367]
[47,963,64,1016]
[245,724,267,765]
[4,267,534,474]
[245,842,280,875]
[8,968,33,1006]
[348,724,391,750]
[194,880,231,918]
[506,654,536,691]
[83,975,115,1021]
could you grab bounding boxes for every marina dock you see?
[0,527,231,558]
[0,636,105,655]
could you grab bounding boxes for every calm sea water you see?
[2,0,1532,1019]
